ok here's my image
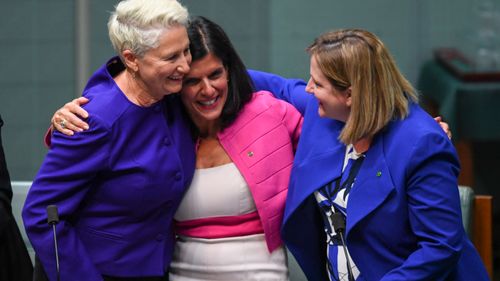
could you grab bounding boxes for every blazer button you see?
[175,172,182,181]
[163,137,171,146]
[156,234,165,241]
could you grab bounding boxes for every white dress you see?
[169,163,288,281]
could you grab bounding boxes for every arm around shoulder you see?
[248,69,311,114]
[277,96,303,151]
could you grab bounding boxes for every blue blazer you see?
[249,70,489,281]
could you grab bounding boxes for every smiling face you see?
[132,25,192,100]
[305,55,351,122]
[180,53,229,134]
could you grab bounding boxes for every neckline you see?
[195,162,235,171]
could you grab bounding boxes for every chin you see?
[165,87,181,95]
[203,111,223,121]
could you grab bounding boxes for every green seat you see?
[11,181,34,262]
[458,185,474,237]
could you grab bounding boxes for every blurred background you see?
[1,0,499,279]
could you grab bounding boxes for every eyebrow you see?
[310,75,321,86]
[210,67,224,76]
[163,42,190,58]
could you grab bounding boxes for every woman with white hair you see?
[22,1,194,280]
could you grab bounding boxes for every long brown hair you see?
[307,29,418,144]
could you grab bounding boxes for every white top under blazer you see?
[170,163,288,281]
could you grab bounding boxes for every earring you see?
[130,69,137,79]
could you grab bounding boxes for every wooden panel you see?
[421,99,475,187]
[473,195,493,279]
[456,141,474,187]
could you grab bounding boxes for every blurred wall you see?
[0,0,75,180]
[0,0,482,180]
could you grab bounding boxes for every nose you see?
[177,53,191,74]
[305,78,315,94]
[200,78,216,96]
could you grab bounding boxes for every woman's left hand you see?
[51,97,90,136]
[434,116,452,139]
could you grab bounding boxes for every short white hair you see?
[108,0,189,58]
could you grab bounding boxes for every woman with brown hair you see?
[251,29,489,281]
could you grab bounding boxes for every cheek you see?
[157,63,176,76]
[180,89,196,104]
[322,95,339,110]
[212,79,229,96]
[218,84,229,97]
[314,90,328,103]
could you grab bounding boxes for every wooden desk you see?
[417,61,500,186]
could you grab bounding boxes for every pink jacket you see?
[217,91,303,252]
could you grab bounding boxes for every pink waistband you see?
[174,211,264,239]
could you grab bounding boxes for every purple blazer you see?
[22,58,195,280]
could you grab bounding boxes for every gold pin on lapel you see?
[247,151,254,157]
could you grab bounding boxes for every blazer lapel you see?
[346,133,395,235]
[284,145,345,223]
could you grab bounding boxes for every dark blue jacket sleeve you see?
[248,69,312,115]
[383,131,463,280]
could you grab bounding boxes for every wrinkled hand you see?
[51,97,90,136]
[434,116,452,140]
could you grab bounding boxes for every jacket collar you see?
[283,138,345,223]
[346,132,395,235]
[283,128,395,235]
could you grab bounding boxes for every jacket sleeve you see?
[22,115,110,281]
[43,127,52,147]
[381,132,463,281]
[248,69,311,115]
[279,98,303,152]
